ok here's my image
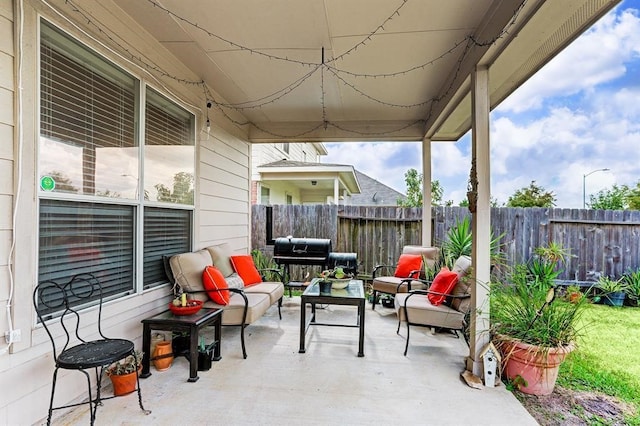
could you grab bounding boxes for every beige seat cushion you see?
[395,293,465,330]
[372,276,427,295]
[169,249,213,302]
[243,281,284,304]
[402,246,439,270]
[206,243,236,278]
[204,292,271,325]
[450,255,473,312]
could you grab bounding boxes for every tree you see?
[155,172,194,204]
[589,184,630,210]
[397,168,451,207]
[506,181,556,208]
[626,182,640,210]
[45,170,78,193]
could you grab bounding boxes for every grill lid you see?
[273,237,332,266]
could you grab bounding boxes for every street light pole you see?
[582,168,610,209]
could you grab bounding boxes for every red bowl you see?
[169,299,203,316]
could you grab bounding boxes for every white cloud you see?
[322,3,640,208]
[500,7,640,113]
[323,141,422,192]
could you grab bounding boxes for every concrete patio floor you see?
[52,297,537,425]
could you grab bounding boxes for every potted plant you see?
[622,268,640,307]
[597,275,627,307]
[106,350,143,396]
[564,284,583,304]
[318,267,352,294]
[490,243,587,396]
[197,336,216,371]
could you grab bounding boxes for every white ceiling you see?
[113,0,620,143]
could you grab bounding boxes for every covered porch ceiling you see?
[113,0,619,143]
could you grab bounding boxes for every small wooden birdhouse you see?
[479,342,501,387]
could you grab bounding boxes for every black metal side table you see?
[141,307,222,382]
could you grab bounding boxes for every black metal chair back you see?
[33,273,149,425]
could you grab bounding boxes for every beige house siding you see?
[0,1,252,424]
[0,0,14,366]
[251,142,322,182]
[251,142,325,204]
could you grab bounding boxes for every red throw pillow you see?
[427,267,459,306]
[202,266,230,305]
[230,255,262,285]
[394,254,423,278]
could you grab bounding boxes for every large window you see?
[38,21,194,307]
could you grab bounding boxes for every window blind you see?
[38,199,135,312]
[40,22,136,195]
[143,207,192,288]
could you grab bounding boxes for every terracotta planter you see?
[153,341,174,371]
[499,339,574,396]
[109,369,140,396]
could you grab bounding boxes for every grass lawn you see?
[558,303,640,424]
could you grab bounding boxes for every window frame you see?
[37,19,196,311]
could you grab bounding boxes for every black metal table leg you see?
[140,323,152,378]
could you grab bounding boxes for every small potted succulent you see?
[197,336,216,371]
[318,267,352,294]
[106,350,143,396]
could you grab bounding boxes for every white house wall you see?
[0,1,252,424]
[0,0,15,353]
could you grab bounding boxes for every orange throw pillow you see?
[202,266,230,305]
[394,254,423,278]
[427,267,459,306]
[230,255,262,285]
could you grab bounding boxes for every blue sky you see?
[323,1,640,208]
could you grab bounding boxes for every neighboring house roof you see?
[350,170,406,206]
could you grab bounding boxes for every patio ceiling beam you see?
[247,120,424,143]
[423,0,532,140]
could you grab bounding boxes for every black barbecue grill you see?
[272,237,357,296]
[273,237,332,266]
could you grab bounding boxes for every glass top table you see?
[299,278,365,357]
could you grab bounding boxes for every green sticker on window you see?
[40,176,56,191]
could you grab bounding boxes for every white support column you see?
[421,138,432,246]
[333,178,339,205]
[466,66,492,376]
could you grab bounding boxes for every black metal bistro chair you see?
[33,273,150,425]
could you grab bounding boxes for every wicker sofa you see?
[168,243,284,358]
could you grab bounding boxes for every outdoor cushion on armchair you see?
[371,245,439,310]
[394,255,472,355]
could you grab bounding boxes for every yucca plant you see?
[442,217,472,262]
[440,216,505,269]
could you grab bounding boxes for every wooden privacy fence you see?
[251,205,640,281]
